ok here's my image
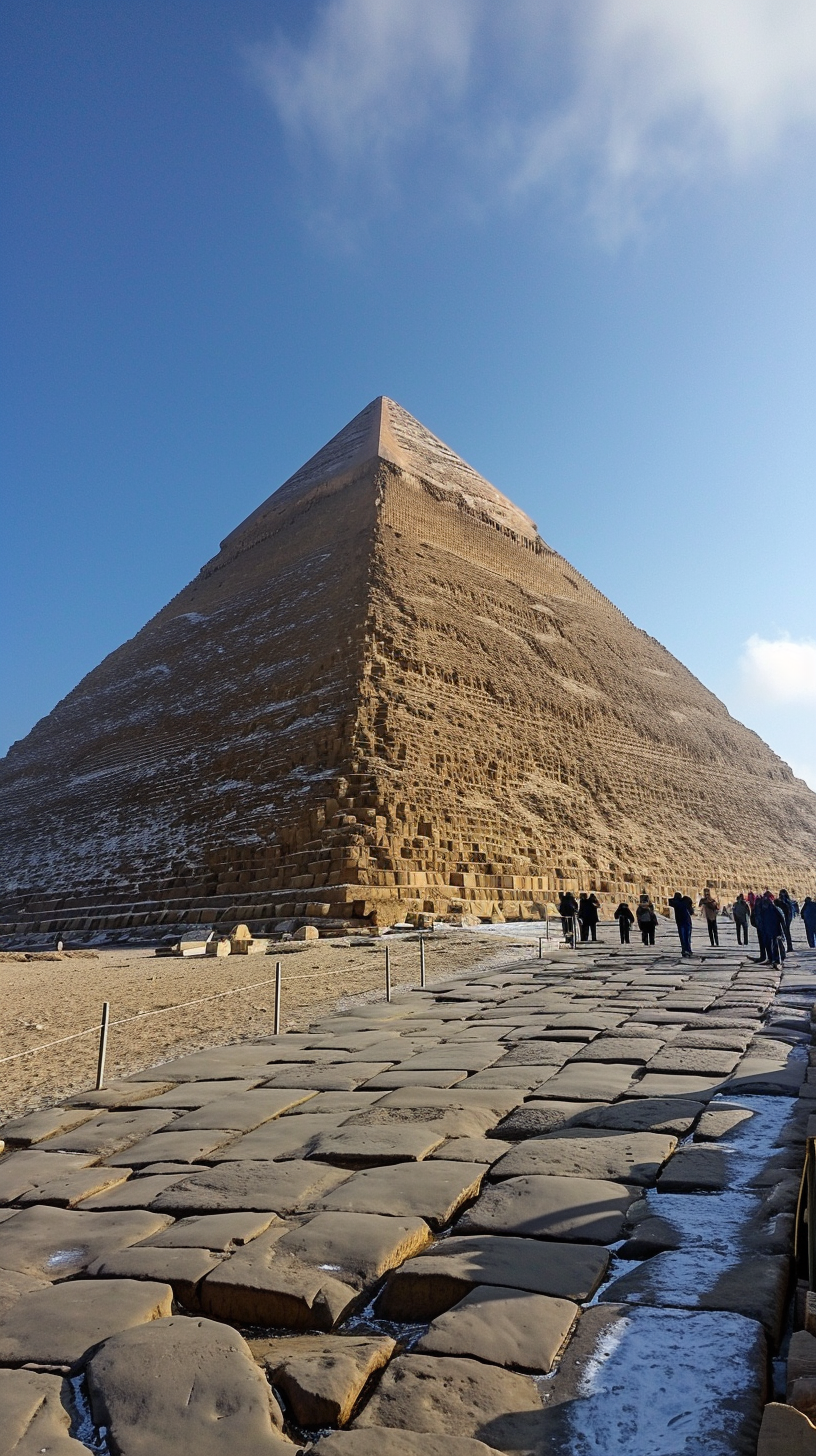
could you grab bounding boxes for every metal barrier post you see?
[385,945,391,1002]
[419,936,426,989]
[538,936,543,959]
[95,1002,110,1090]
[273,962,282,1036]
[573,914,579,948]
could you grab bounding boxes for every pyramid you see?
[1,396,815,938]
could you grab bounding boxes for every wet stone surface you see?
[0,939,811,1452]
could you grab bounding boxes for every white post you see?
[273,962,282,1036]
[96,1002,110,1090]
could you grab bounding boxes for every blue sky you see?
[2,1,815,784]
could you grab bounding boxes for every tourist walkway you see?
[0,935,813,1454]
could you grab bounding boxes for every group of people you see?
[558,884,816,966]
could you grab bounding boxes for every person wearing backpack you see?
[668,891,694,957]
[636,894,657,946]
[614,901,635,944]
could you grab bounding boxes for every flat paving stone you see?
[106,1130,237,1166]
[86,1314,291,1455]
[40,1110,177,1158]
[0,1367,88,1454]
[306,1124,447,1167]
[375,1088,522,1118]
[0,1204,172,1279]
[625,1072,731,1100]
[462,1067,558,1090]
[490,1129,676,1185]
[274,1211,432,1288]
[351,1352,541,1449]
[672,1031,753,1050]
[429,1137,511,1163]
[382,1047,506,1073]
[570,1037,664,1064]
[88,1245,224,1307]
[142,1211,279,1250]
[149,1160,351,1215]
[208,1113,354,1162]
[66,1081,178,1108]
[416,1284,579,1372]
[166,1089,318,1132]
[252,1333,396,1427]
[574,1097,703,1136]
[535,1303,766,1456]
[493,1102,604,1140]
[0,1277,173,1370]
[729,1057,805,1094]
[77,1173,191,1209]
[646,1047,742,1075]
[533,1062,637,1101]
[378,1234,609,1320]
[18,1165,132,1207]
[456,1173,636,1243]
[497,1043,571,1065]
[314,1430,507,1456]
[0,1107,99,1147]
[315,1161,487,1229]
[0,1150,98,1205]
[0,1268,48,1318]
[136,1078,265,1107]
[655,1142,732,1191]
[360,1071,470,1090]
[264,1066,395,1092]
[345,1104,496,1139]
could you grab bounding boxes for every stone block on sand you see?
[416,1283,579,1372]
[86,1315,292,1456]
[0,1367,88,1454]
[0,1204,172,1279]
[315,1161,487,1229]
[0,1277,172,1370]
[149,1160,351,1215]
[351,1353,541,1450]
[252,1332,395,1426]
[378,1234,608,1320]
[456,1173,636,1243]
[490,1129,676,1185]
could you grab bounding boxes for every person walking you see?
[636,894,657,946]
[733,893,751,946]
[614,901,635,944]
[668,891,694,957]
[558,890,578,940]
[699,889,720,947]
[579,892,600,942]
[802,897,816,949]
[777,890,795,952]
[755,891,787,968]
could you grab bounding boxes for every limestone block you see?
[378,1233,608,1321]
[106,1130,237,1166]
[18,1165,132,1208]
[40,1109,177,1157]
[0,1150,98,1205]
[646,1047,742,1076]
[429,1137,511,1163]
[141,1078,265,1107]
[494,1101,603,1139]
[0,1269,48,1320]
[351,1353,541,1448]
[77,1173,191,1210]
[575,1097,703,1136]
[209,1113,356,1163]
[254,1333,395,1426]
[86,1315,292,1455]
[87,1246,224,1308]
[601,1250,789,1342]
[0,1204,173,1279]
[311,1435,505,1456]
[456,1173,636,1242]
[491,1128,676,1185]
[758,1404,816,1455]
[306,1123,447,1166]
[0,1368,87,1454]
[626,1072,730,1100]
[534,1062,637,1101]
[316,1161,487,1229]
[0,1277,173,1370]
[571,1037,665,1064]
[416,1283,579,1372]
[149,1159,351,1215]
[294,925,320,940]
[142,1211,279,1250]
[0,1107,98,1147]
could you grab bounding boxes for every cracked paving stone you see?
[351,1352,542,1450]
[87,1245,224,1308]
[0,1204,172,1279]
[39,1110,177,1157]
[0,1367,88,1454]
[251,1332,396,1427]
[148,1159,352,1216]
[0,1277,173,1370]
[574,1097,703,1137]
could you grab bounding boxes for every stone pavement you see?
[1,936,814,1455]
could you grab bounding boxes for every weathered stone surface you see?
[143,1211,278,1250]
[457,1173,636,1242]
[19,1165,132,1208]
[253,1333,395,1426]
[533,1062,637,1101]
[77,1173,190,1209]
[757,1404,816,1455]
[493,1101,602,1140]
[352,1352,541,1448]
[88,1247,223,1308]
[274,1211,432,1287]
[86,1315,292,1455]
[306,1123,447,1166]
[0,1205,172,1279]
[0,1277,173,1369]
[316,1161,486,1229]
[571,1037,664,1063]
[137,1078,265,1107]
[0,1368,87,1454]
[646,1047,742,1075]
[493,1043,570,1066]
[107,1130,237,1166]
[66,1081,178,1109]
[491,1129,676,1185]
[167,1089,318,1132]
[359,1071,470,1091]
[0,1150,97,1205]
[375,1088,521,1119]
[656,1142,732,1191]
[575,1096,702,1136]
[40,1110,176,1157]
[345,1103,498,1140]
[378,1233,608,1321]
[538,1302,766,1455]
[416,1283,578,1372]
[387,1046,505,1073]
[0,1107,98,1147]
[0,1268,48,1319]
[201,1241,354,1331]
[429,1137,511,1163]
[311,1432,506,1456]
[730,1057,805,1094]
[149,1160,351,1215]
[208,1113,354,1163]
[266,1066,395,1092]
[626,1072,730,1100]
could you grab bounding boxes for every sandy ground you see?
[0,928,546,1119]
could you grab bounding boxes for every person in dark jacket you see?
[777,890,795,952]
[732,893,750,946]
[755,891,787,967]
[668,892,694,957]
[614,901,635,944]
[803,897,816,949]
[578,892,600,942]
[558,891,578,939]
[636,894,657,946]
[699,890,720,947]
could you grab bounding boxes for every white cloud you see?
[250,0,816,238]
[740,634,816,705]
